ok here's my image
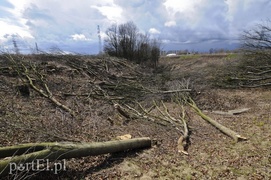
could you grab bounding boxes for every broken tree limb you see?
[153,89,192,94]
[0,138,151,177]
[229,108,250,115]
[114,103,132,119]
[211,108,250,116]
[177,105,190,155]
[188,98,247,142]
[114,102,168,126]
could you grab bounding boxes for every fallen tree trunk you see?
[0,138,151,177]
[188,98,247,142]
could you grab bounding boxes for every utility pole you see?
[97,25,102,54]
[12,37,20,54]
[35,42,39,54]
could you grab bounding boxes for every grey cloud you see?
[24,4,54,21]
[165,1,229,39]
[114,0,168,30]
[227,0,271,32]
[113,0,232,51]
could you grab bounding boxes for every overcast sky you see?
[0,0,270,54]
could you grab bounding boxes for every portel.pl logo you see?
[9,159,66,174]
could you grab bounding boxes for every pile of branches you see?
[1,53,247,141]
[227,62,271,88]
[1,54,191,117]
[225,20,271,88]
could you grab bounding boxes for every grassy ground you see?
[0,54,270,179]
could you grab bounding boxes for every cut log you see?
[0,138,151,177]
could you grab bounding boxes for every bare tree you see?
[136,33,151,63]
[104,24,119,57]
[226,20,271,87]
[150,38,161,68]
[241,20,271,63]
[104,21,138,60]
[118,21,138,60]
[104,21,161,67]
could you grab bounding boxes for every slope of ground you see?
[0,54,270,179]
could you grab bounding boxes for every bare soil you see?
[0,54,270,179]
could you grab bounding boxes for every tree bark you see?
[0,138,151,177]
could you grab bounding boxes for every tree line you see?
[103,21,160,68]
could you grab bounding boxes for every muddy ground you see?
[0,54,270,179]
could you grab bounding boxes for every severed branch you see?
[153,101,191,154]
[114,103,168,126]
[177,105,189,155]
[211,108,250,116]
[114,101,191,155]
[188,98,247,142]
[240,82,271,88]
[150,89,192,94]
[114,103,132,119]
